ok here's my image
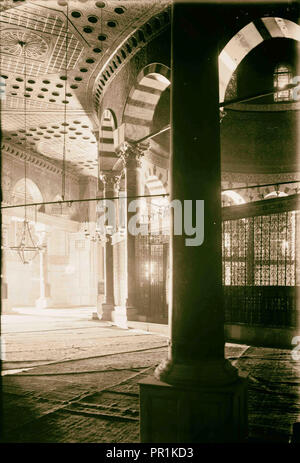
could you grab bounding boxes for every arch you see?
[219,17,300,103]
[99,109,117,157]
[12,178,43,205]
[221,190,246,206]
[123,63,171,141]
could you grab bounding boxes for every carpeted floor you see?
[1,309,300,443]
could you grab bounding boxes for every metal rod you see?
[222,180,300,192]
[132,83,299,145]
[2,180,299,211]
[133,125,170,145]
[219,83,299,108]
[61,1,69,202]
[1,193,169,210]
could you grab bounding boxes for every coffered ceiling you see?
[0,0,170,177]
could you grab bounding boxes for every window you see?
[274,64,293,102]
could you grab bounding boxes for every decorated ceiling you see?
[0,0,169,177]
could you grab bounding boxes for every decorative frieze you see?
[1,142,79,181]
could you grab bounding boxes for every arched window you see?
[274,64,293,102]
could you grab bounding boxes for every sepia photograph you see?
[0,0,300,449]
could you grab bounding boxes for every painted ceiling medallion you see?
[0,30,48,60]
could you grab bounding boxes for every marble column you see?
[35,231,51,309]
[91,128,105,320]
[100,172,120,321]
[94,182,105,319]
[139,3,248,443]
[1,223,12,312]
[117,142,144,321]
[35,247,51,309]
[1,246,12,313]
[95,238,105,319]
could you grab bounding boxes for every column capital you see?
[117,141,147,169]
[99,170,122,193]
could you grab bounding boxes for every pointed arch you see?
[123,63,171,141]
[99,109,117,158]
[12,178,43,205]
[219,17,300,103]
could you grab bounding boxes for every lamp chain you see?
[62,2,69,203]
[23,41,27,222]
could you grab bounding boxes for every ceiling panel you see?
[0,0,170,178]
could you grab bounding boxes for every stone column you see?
[100,172,120,321]
[35,247,51,309]
[78,176,98,223]
[94,181,105,319]
[117,142,144,321]
[95,237,105,319]
[1,224,12,313]
[139,3,247,443]
[91,128,105,320]
[1,247,12,313]
[35,232,51,309]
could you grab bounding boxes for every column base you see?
[155,358,239,387]
[101,303,115,321]
[93,298,104,320]
[139,376,248,443]
[111,306,128,329]
[96,297,103,315]
[35,297,52,309]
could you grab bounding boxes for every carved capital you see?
[99,171,121,193]
[116,141,146,169]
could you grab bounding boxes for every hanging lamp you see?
[10,41,41,264]
[10,219,41,265]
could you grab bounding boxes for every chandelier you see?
[83,221,105,242]
[9,41,41,264]
[10,220,41,264]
